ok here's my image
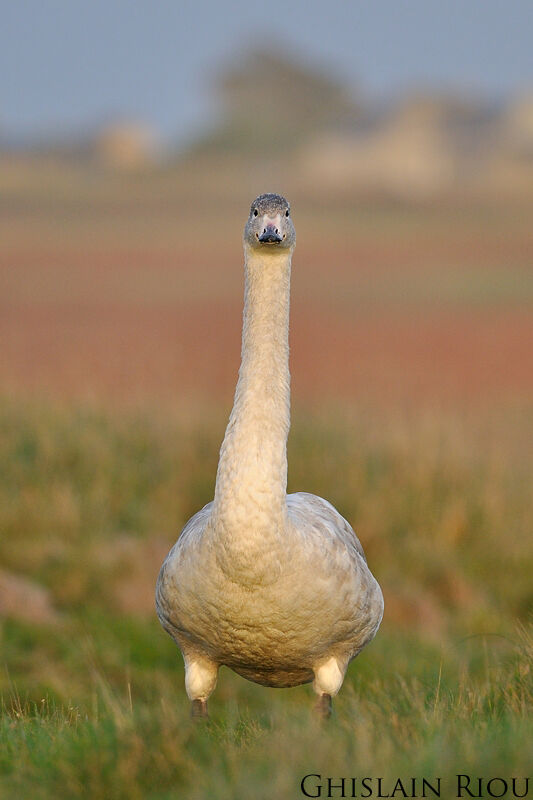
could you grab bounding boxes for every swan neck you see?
[212,246,292,528]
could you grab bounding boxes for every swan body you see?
[156,194,383,715]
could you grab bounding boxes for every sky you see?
[2,0,533,144]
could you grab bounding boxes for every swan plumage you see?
[156,193,383,715]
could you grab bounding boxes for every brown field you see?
[1,166,532,409]
[2,302,533,406]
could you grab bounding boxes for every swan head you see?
[244,193,296,252]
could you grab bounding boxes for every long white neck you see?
[211,244,292,572]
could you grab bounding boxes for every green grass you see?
[1,625,531,799]
[0,398,532,798]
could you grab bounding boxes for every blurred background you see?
[1,1,533,407]
[0,2,532,795]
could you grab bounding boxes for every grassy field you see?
[0,163,532,797]
[0,399,531,798]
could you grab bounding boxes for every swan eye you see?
[285,209,290,217]
[253,208,258,217]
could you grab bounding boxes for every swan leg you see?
[191,698,209,719]
[315,692,332,718]
[183,652,218,719]
[312,656,345,717]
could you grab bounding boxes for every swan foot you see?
[183,653,218,717]
[315,693,332,719]
[191,698,208,719]
[312,656,344,718]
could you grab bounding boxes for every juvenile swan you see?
[156,194,383,717]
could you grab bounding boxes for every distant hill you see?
[2,47,532,199]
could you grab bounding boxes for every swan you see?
[156,193,383,718]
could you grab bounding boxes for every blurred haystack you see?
[502,94,533,150]
[0,119,159,171]
[93,120,158,169]
[298,94,508,198]
[480,94,533,196]
[299,96,459,197]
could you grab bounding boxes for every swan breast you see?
[156,493,382,679]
